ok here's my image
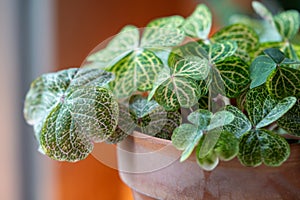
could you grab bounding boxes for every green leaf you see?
[196,131,239,171]
[264,48,286,64]
[215,56,250,97]
[206,111,235,131]
[182,4,212,39]
[245,86,277,126]
[252,1,275,27]
[141,27,185,48]
[256,96,297,128]
[151,57,208,110]
[211,24,259,52]
[238,130,290,167]
[278,99,300,136]
[109,49,163,98]
[120,95,182,139]
[250,55,276,89]
[274,10,300,40]
[146,15,184,28]
[172,124,203,162]
[223,105,252,138]
[210,41,237,63]
[24,68,119,161]
[187,109,212,129]
[266,66,300,99]
[87,25,139,67]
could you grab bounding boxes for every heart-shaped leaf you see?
[250,55,276,89]
[223,105,252,138]
[109,49,163,98]
[245,86,277,126]
[274,10,300,40]
[256,96,297,129]
[182,4,212,40]
[196,131,239,171]
[266,66,300,99]
[238,129,290,167]
[277,100,300,136]
[24,68,119,161]
[209,41,237,63]
[87,25,139,68]
[215,56,250,97]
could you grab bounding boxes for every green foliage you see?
[24,2,300,171]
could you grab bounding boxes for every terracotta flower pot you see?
[117,132,300,200]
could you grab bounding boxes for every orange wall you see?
[55,0,198,200]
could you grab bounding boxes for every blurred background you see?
[1,0,299,200]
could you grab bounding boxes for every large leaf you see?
[256,96,297,129]
[87,25,139,67]
[238,130,290,167]
[278,100,300,136]
[215,56,250,97]
[209,41,237,63]
[223,105,252,138]
[182,4,212,40]
[245,86,277,126]
[196,131,239,171]
[266,66,300,99]
[250,55,276,89]
[274,10,300,40]
[151,57,208,110]
[109,49,163,98]
[211,24,259,52]
[24,68,119,161]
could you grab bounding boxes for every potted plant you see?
[24,1,300,199]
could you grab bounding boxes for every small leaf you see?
[266,66,300,99]
[245,86,277,126]
[278,99,300,136]
[238,130,290,167]
[206,110,235,131]
[256,96,297,128]
[223,105,252,138]
[109,49,163,98]
[182,4,212,39]
[250,55,276,89]
[252,1,275,27]
[274,10,300,40]
[264,48,286,64]
[146,15,184,28]
[210,41,237,63]
[187,109,212,129]
[196,131,239,171]
[87,25,139,67]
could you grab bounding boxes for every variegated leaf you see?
[24,68,119,161]
[266,66,300,99]
[182,4,212,39]
[87,25,139,68]
[256,96,296,128]
[209,41,237,63]
[245,86,277,126]
[278,100,300,136]
[109,49,163,98]
[187,109,212,129]
[146,15,184,28]
[238,130,290,167]
[211,24,259,52]
[215,56,250,97]
[223,105,252,138]
[274,10,300,40]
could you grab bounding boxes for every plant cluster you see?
[24,2,300,170]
